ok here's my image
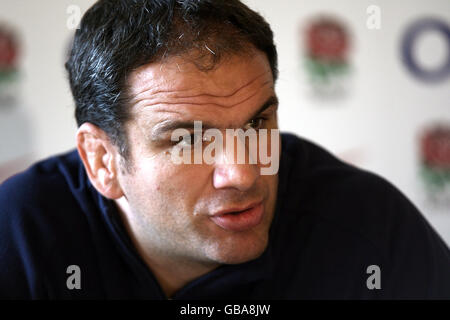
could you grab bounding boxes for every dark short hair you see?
[65,0,278,159]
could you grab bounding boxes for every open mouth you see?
[210,202,264,232]
[227,209,246,215]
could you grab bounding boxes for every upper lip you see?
[210,200,263,217]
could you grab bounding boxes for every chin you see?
[208,230,270,265]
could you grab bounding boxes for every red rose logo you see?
[0,27,19,71]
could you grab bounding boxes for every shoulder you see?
[0,150,90,298]
[280,132,426,236]
[0,149,83,209]
[280,133,440,246]
[0,150,87,236]
[278,133,450,298]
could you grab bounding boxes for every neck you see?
[114,197,219,298]
[142,250,219,298]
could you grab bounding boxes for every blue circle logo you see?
[401,18,450,83]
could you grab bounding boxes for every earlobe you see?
[76,123,124,200]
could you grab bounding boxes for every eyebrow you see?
[150,95,279,140]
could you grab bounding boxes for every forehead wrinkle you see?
[131,76,273,113]
[130,69,271,109]
[133,70,269,101]
[133,87,266,110]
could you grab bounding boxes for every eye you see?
[245,117,267,130]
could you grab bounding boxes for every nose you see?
[213,163,259,191]
[212,136,260,192]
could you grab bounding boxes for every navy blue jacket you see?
[1,134,449,299]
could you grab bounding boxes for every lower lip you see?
[210,203,264,232]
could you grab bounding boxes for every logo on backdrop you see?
[303,16,352,97]
[420,124,450,208]
[401,18,450,83]
[0,24,20,106]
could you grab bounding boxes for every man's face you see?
[117,50,279,266]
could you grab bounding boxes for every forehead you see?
[127,51,275,123]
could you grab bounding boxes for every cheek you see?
[165,165,213,203]
[131,156,213,207]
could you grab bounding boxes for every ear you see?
[76,123,124,199]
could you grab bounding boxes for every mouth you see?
[209,201,265,232]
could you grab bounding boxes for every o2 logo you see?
[401,18,450,83]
